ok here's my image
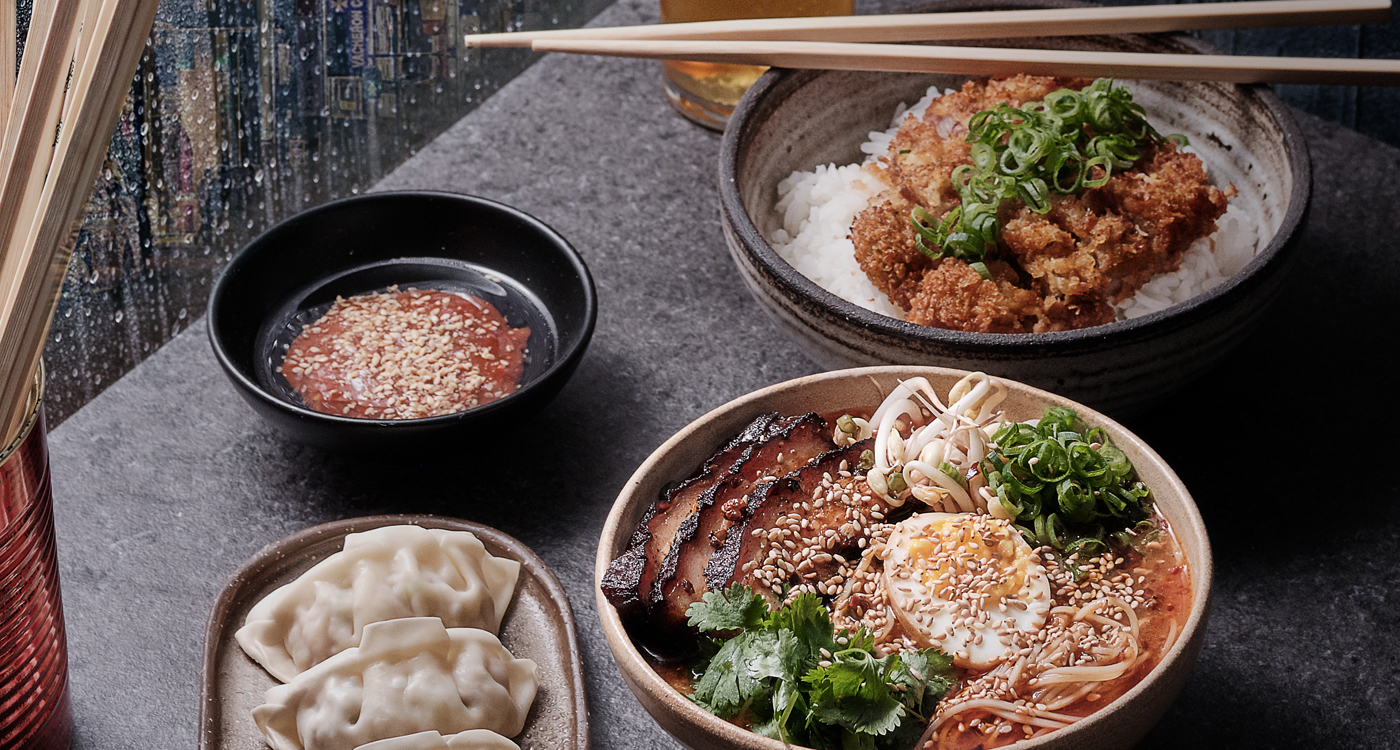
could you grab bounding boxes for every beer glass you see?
[0,369,72,750]
[660,0,855,130]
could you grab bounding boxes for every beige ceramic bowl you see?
[717,0,1309,419]
[596,366,1212,750]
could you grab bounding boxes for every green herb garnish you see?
[983,406,1151,555]
[857,449,875,471]
[909,78,1187,270]
[688,585,955,750]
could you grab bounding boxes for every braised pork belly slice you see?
[706,439,895,607]
[600,412,781,625]
[646,414,833,643]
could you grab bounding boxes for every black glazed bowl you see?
[718,0,1311,418]
[207,191,596,456]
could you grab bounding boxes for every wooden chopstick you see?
[0,0,15,124]
[64,0,107,125]
[530,38,1400,86]
[0,0,160,441]
[0,0,85,444]
[0,0,87,309]
[0,0,84,286]
[467,0,1391,47]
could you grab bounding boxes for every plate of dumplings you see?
[200,515,588,750]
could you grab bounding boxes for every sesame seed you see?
[280,288,528,419]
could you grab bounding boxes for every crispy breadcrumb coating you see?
[850,75,1230,333]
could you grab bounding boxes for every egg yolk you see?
[905,516,1030,605]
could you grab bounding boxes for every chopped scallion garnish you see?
[983,406,1150,555]
[908,79,1185,268]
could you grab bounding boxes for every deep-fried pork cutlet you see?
[851,75,1230,333]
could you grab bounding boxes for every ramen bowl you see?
[718,1,1309,419]
[596,366,1212,750]
[207,191,596,457]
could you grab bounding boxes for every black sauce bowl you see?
[207,191,597,456]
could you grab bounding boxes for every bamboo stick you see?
[0,0,83,367]
[529,38,1400,86]
[0,0,160,441]
[467,0,1391,47]
[0,0,93,356]
[64,0,105,125]
[0,0,15,124]
[0,0,80,184]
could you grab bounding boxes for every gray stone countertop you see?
[45,0,1400,747]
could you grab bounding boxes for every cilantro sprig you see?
[687,585,955,750]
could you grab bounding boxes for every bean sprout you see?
[868,373,1007,511]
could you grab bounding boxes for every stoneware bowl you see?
[596,366,1212,750]
[208,191,596,456]
[718,0,1310,418]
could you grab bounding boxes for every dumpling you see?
[355,730,520,750]
[253,617,537,750]
[237,525,521,682]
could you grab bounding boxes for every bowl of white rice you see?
[717,0,1309,417]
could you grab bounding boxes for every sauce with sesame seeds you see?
[280,287,529,419]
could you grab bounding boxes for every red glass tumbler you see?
[0,371,72,750]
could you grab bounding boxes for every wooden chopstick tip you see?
[464,33,537,48]
[466,1,1399,50]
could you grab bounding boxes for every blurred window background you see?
[31,0,610,422]
[31,0,1400,424]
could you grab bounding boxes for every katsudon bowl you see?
[718,0,1310,418]
[596,366,1212,750]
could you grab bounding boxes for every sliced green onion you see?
[1056,478,1097,523]
[1065,536,1108,557]
[901,79,1183,269]
[1038,407,1082,436]
[987,406,1153,560]
[1025,439,1071,482]
[938,462,969,489]
[1036,513,1067,549]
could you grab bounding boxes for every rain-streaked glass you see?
[35,0,608,422]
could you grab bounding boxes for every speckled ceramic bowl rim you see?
[206,190,598,428]
[717,22,1310,355]
[596,365,1213,750]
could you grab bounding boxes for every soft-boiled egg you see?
[883,512,1051,669]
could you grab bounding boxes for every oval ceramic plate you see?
[201,515,588,750]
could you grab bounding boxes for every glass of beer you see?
[0,368,73,750]
[660,0,855,130]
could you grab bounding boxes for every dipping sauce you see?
[281,286,529,419]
